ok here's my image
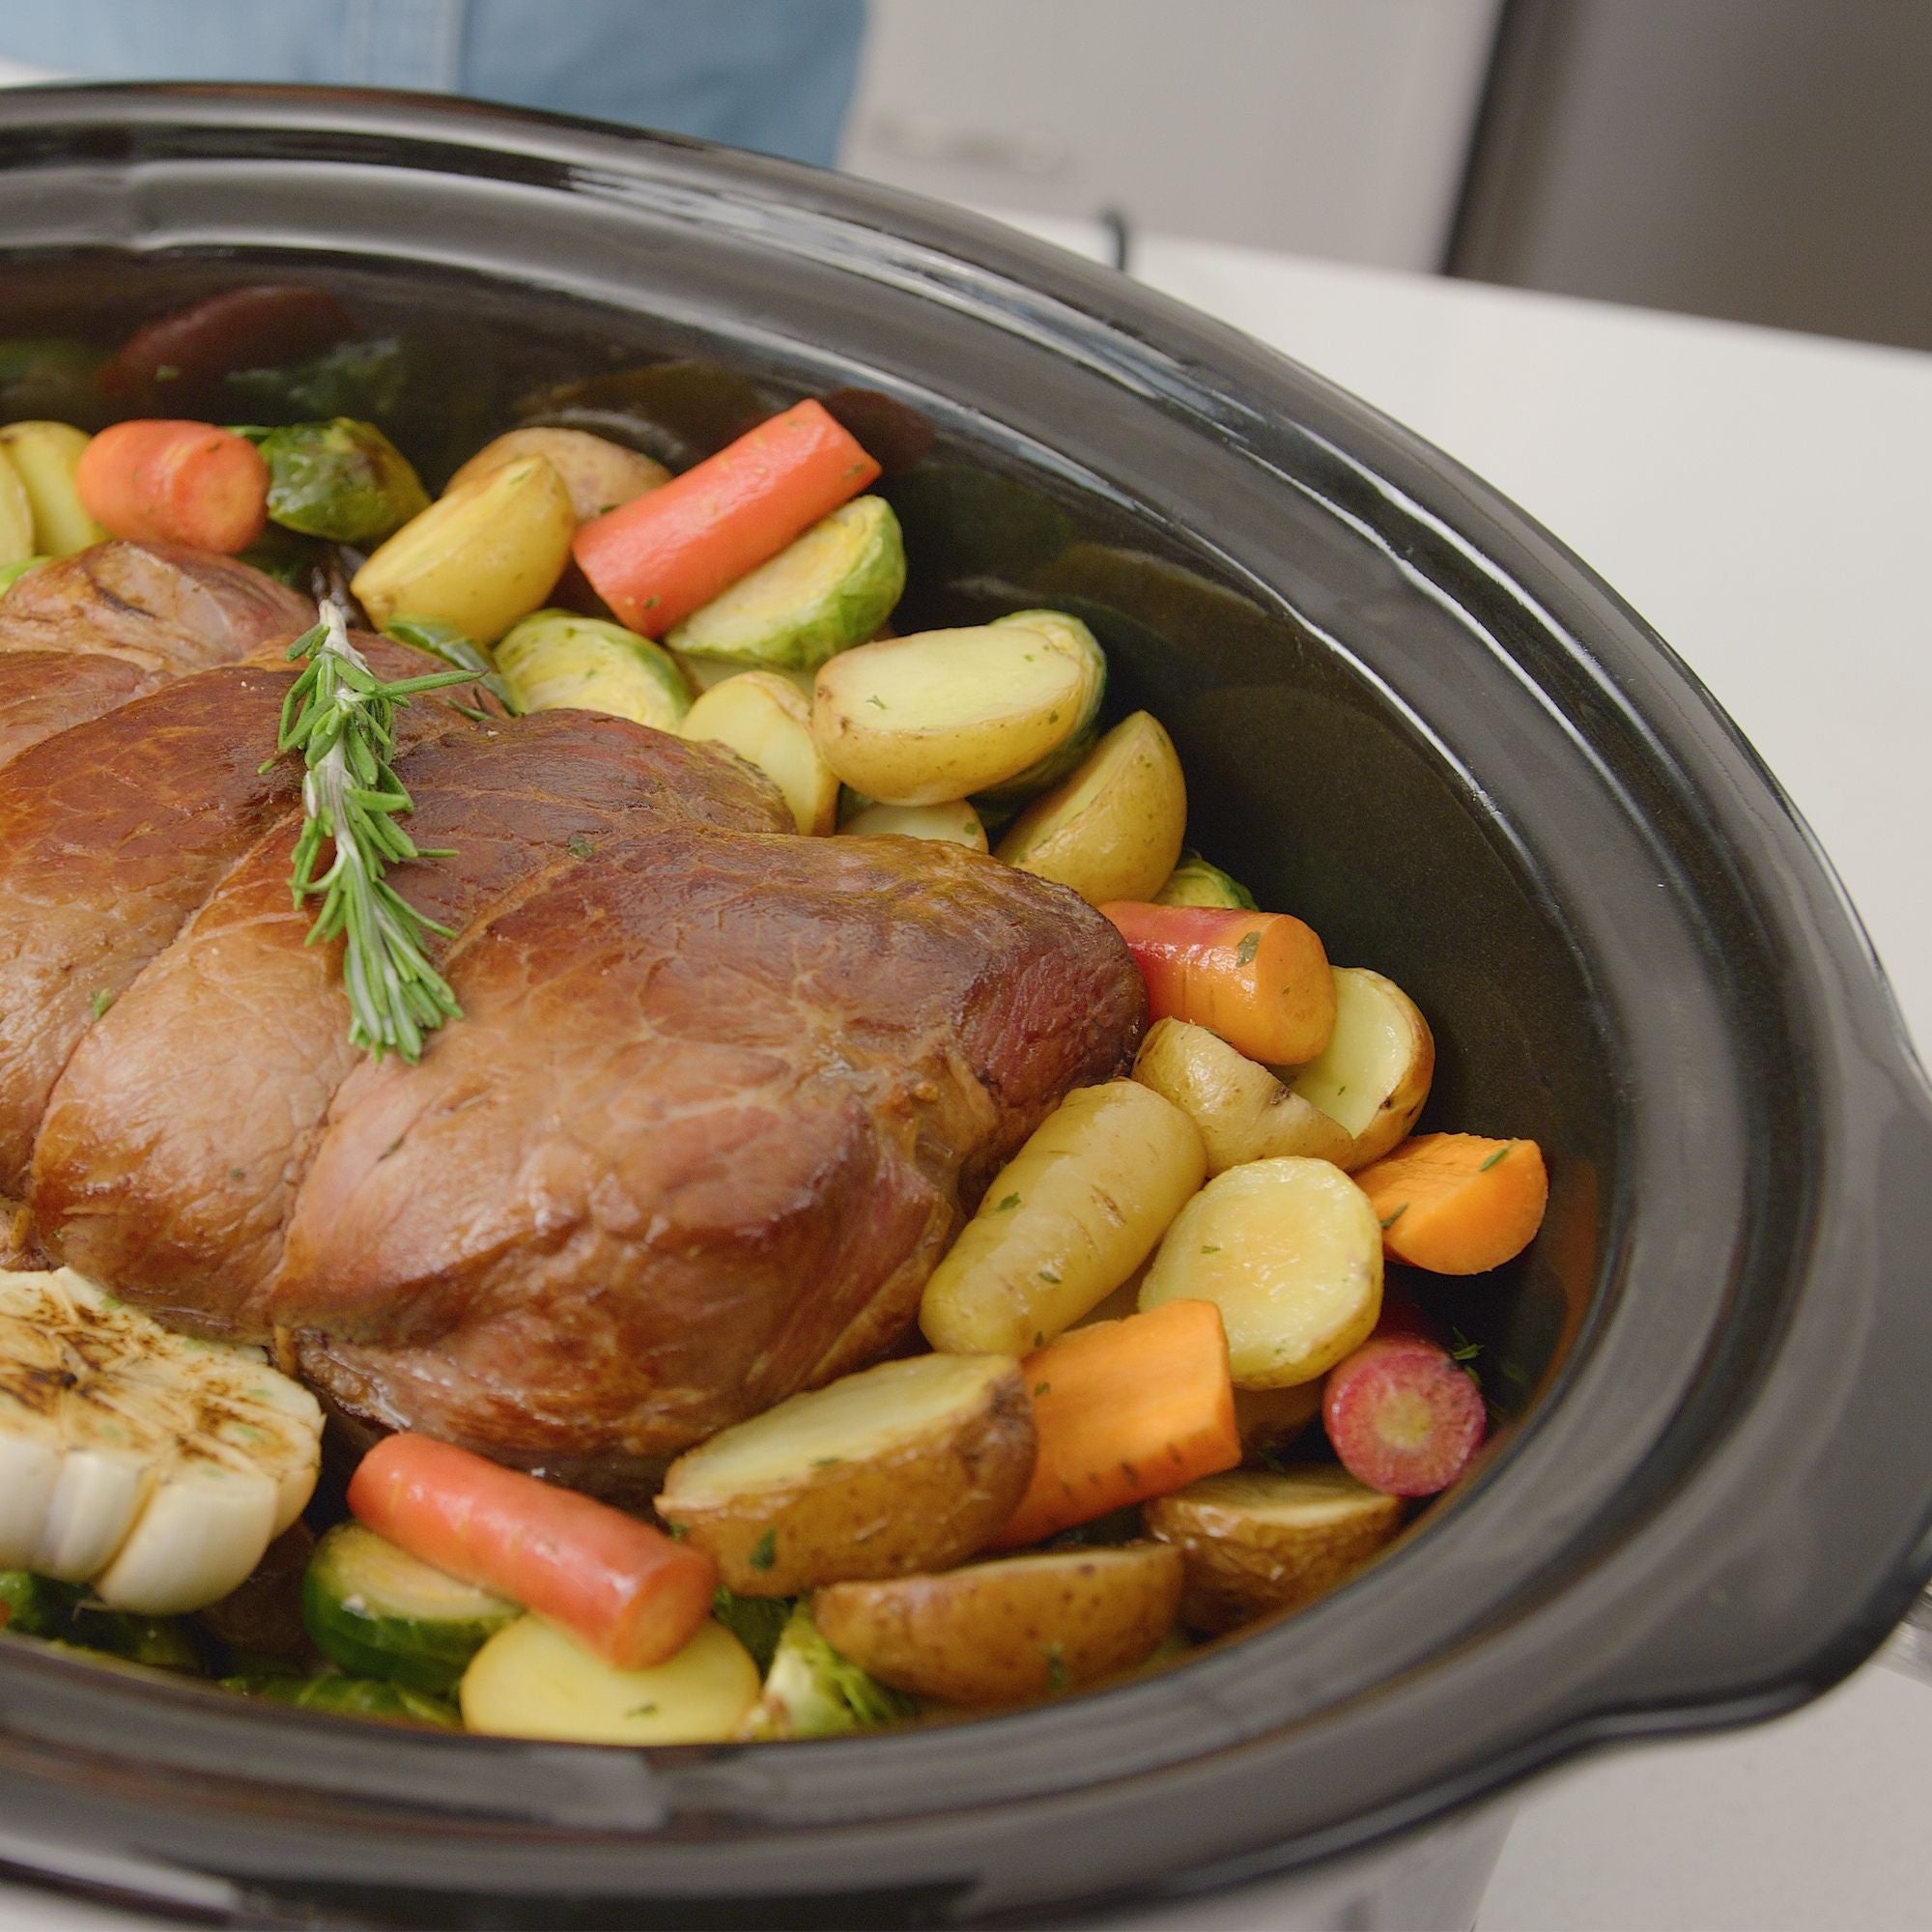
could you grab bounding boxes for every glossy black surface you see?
[0,84,1929,1929]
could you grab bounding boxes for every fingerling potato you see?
[812,1543,1182,1705]
[811,613,1103,806]
[1287,968,1435,1171]
[1140,1156,1382,1388]
[460,1614,758,1745]
[996,710,1187,905]
[1134,1017,1352,1175]
[351,454,575,640]
[658,1353,1036,1594]
[446,425,670,523]
[682,668,839,834]
[920,1080,1207,1356]
[840,797,988,851]
[1145,1466,1403,1634]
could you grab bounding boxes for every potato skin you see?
[1288,967,1435,1172]
[813,1543,1182,1705]
[1146,1467,1403,1634]
[447,426,670,524]
[661,1363,1037,1595]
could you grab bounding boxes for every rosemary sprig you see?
[267,599,474,1062]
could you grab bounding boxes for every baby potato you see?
[1134,1018,1352,1175]
[0,447,33,565]
[1233,1381,1325,1457]
[839,797,988,851]
[657,1353,1036,1595]
[0,421,105,554]
[1140,1157,1382,1388]
[1287,968,1435,1171]
[460,1615,758,1745]
[811,1543,1182,1706]
[995,710,1186,905]
[682,668,839,834]
[446,425,670,524]
[1145,1466,1403,1635]
[920,1080,1207,1356]
[351,454,575,641]
[811,614,1102,807]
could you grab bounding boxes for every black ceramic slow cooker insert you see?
[0,85,1929,1931]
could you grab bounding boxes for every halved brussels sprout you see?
[495,609,691,731]
[254,417,430,545]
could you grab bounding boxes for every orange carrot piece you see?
[990,1299,1240,1549]
[1099,901,1335,1065]
[1353,1132,1548,1275]
[347,1433,717,1669]
[75,418,270,554]
[572,398,880,637]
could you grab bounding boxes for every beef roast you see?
[32,711,790,1336]
[1,546,1146,1476]
[274,832,1141,1477]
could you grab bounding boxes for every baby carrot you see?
[1352,1133,1548,1275]
[1100,901,1336,1065]
[990,1299,1240,1549]
[572,398,880,636]
[75,418,269,553]
[347,1434,717,1669]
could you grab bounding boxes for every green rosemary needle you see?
[268,599,475,1062]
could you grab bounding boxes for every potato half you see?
[658,1352,1036,1595]
[1134,1018,1352,1176]
[446,425,670,524]
[681,668,840,834]
[1145,1466,1403,1634]
[0,421,105,554]
[812,1543,1182,1706]
[1287,968,1435,1171]
[920,1079,1207,1356]
[1140,1156,1382,1388]
[1233,1380,1325,1457]
[839,798,989,851]
[995,710,1186,905]
[0,449,33,566]
[460,1615,758,1745]
[811,615,1102,806]
[351,454,575,641]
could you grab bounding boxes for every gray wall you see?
[1453,0,1932,351]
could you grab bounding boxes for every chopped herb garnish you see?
[86,986,114,1021]
[811,1456,843,1469]
[1043,1641,1067,1694]
[994,1193,1021,1212]
[1038,1266,1063,1284]
[153,362,181,382]
[1235,930,1261,968]
[1257,1442,1293,1476]
[566,833,597,861]
[1448,1327,1482,1364]
[1034,1380,1052,1397]
[1033,1329,1045,1350]
[748,1527,778,1572]
[627,1703,659,1718]
[1379,1205,1407,1230]
[1200,1243,1221,1255]
[867,694,887,709]
[1479,1142,1514,1171]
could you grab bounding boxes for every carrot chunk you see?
[990,1299,1239,1549]
[75,418,270,553]
[1353,1132,1548,1275]
[347,1433,717,1669]
[1100,901,1335,1065]
[571,398,880,637]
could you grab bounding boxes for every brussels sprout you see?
[0,1570,84,1638]
[668,496,906,673]
[383,614,519,715]
[0,556,50,596]
[67,1607,204,1673]
[738,1605,918,1741]
[250,417,429,544]
[220,1669,460,1726]
[495,609,691,730]
[225,336,421,428]
[1154,852,1259,911]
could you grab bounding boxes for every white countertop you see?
[5,216,1931,1932]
